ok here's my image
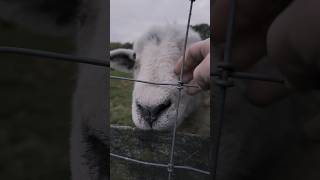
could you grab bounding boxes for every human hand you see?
[174,38,210,95]
[213,0,320,105]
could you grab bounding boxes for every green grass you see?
[110,70,134,126]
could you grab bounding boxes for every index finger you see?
[174,39,210,75]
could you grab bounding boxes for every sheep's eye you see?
[132,53,136,60]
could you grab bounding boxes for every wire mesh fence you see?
[110,0,212,179]
[1,0,211,179]
[0,0,290,179]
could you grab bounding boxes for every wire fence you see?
[0,0,211,179]
[110,0,212,179]
[0,0,289,179]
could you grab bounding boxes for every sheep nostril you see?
[136,100,172,128]
[152,100,171,117]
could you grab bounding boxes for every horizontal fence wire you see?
[212,72,285,84]
[110,75,200,88]
[0,47,108,67]
[110,153,210,175]
[232,72,285,84]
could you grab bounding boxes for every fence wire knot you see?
[167,163,174,173]
[177,81,184,90]
[214,62,235,87]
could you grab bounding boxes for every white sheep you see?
[110,24,210,135]
[110,24,320,179]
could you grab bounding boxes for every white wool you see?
[111,24,210,135]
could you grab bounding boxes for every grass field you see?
[110,70,134,126]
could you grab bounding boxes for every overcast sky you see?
[110,0,210,43]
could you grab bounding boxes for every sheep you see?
[110,24,320,179]
[110,24,210,136]
[0,0,108,179]
[109,25,297,179]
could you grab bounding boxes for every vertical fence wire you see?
[168,0,195,179]
[211,0,287,179]
[211,0,237,179]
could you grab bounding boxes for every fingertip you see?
[193,55,210,89]
[193,68,209,91]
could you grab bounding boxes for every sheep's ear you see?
[110,49,136,73]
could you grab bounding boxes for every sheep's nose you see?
[136,100,172,128]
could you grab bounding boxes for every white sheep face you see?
[111,25,202,131]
